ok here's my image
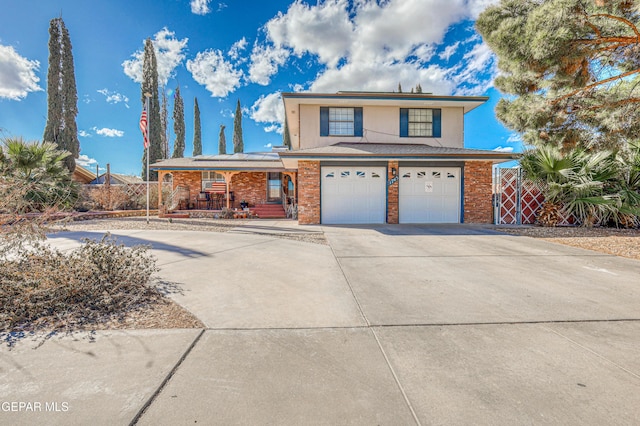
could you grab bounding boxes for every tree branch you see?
[552,68,640,104]
[590,13,640,39]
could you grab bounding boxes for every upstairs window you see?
[330,108,354,136]
[400,108,441,138]
[320,107,363,137]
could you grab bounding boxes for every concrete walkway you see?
[3,221,640,425]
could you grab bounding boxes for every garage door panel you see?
[321,166,386,224]
[399,167,461,224]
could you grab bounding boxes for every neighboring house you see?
[151,91,517,224]
[90,173,144,185]
[72,165,97,184]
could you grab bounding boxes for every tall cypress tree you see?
[43,17,79,173]
[141,38,162,180]
[218,125,227,155]
[172,86,185,158]
[232,99,243,153]
[193,97,202,156]
[160,87,169,158]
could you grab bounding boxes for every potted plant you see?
[240,199,249,209]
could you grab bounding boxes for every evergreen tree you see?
[171,86,185,158]
[282,118,291,150]
[397,82,403,93]
[218,125,227,155]
[415,83,422,93]
[141,38,162,180]
[160,87,169,158]
[477,0,640,150]
[233,99,244,153]
[193,97,202,156]
[43,17,79,173]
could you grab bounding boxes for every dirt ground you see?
[496,226,640,261]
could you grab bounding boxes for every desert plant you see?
[0,234,159,333]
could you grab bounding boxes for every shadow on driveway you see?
[46,231,209,259]
[322,223,507,236]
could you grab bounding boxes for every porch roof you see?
[278,142,519,168]
[150,152,287,172]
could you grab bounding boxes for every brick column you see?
[464,161,493,223]
[297,161,321,224]
[387,161,399,224]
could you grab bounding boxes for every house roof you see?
[150,152,288,171]
[281,91,489,113]
[90,173,144,185]
[72,165,97,184]
[278,143,518,168]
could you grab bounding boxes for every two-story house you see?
[151,91,516,224]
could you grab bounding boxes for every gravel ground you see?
[496,226,640,261]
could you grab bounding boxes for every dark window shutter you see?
[354,107,363,137]
[433,108,441,138]
[400,108,408,137]
[320,107,329,136]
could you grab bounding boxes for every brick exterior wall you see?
[387,161,398,224]
[172,171,202,204]
[297,161,321,224]
[464,161,493,224]
[231,172,267,207]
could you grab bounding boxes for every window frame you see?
[400,108,441,138]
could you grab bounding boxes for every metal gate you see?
[494,168,576,225]
[494,168,545,225]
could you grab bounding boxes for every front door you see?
[267,172,281,203]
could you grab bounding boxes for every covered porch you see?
[151,153,297,219]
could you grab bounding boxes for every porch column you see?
[219,171,240,209]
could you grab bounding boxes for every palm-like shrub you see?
[521,143,640,227]
[0,137,79,213]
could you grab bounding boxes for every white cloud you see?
[191,0,211,15]
[311,62,454,94]
[248,43,290,85]
[122,28,188,86]
[187,49,243,97]
[439,41,460,61]
[451,41,497,95]
[93,127,124,137]
[0,44,42,100]
[264,142,273,148]
[97,88,130,107]
[250,92,284,132]
[78,130,92,138]
[506,133,523,144]
[76,154,98,167]
[256,0,495,99]
[266,0,353,68]
[228,37,248,60]
[467,0,500,18]
[493,146,515,153]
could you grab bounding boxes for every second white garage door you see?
[399,167,461,223]
[321,166,387,224]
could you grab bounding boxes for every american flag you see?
[139,105,149,149]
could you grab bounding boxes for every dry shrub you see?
[0,234,159,335]
[89,185,130,210]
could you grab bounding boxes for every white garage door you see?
[399,167,461,223]
[321,166,387,224]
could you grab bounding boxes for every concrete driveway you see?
[3,222,640,425]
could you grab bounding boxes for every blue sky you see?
[0,0,520,176]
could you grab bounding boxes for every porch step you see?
[251,204,286,219]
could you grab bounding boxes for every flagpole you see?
[144,93,151,224]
